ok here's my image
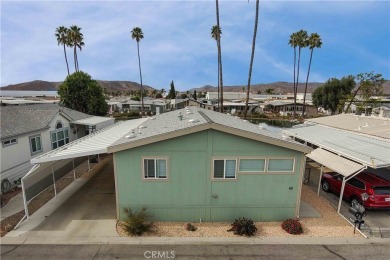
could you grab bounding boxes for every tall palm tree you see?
[289,32,298,118]
[68,25,84,72]
[243,0,259,120]
[215,0,223,112]
[293,29,308,118]
[211,25,222,112]
[55,26,70,75]
[131,27,144,112]
[303,33,322,116]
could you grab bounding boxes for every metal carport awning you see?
[15,118,148,229]
[306,148,366,213]
[306,148,365,177]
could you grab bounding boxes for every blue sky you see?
[1,1,389,91]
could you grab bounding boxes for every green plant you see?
[122,207,153,236]
[13,178,22,185]
[227,217,257,236]
[281,219,303,235]
[186,223,197,232]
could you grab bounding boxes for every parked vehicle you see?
[321,172,390,209]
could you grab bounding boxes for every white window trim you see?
[142,157,169,181]
[212,158,238,180]
[2,138,17,147]
[238,157,266,174]
[50,128,70,149]
[267,158,296,173]
[29,135,43,155]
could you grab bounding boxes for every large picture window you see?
[143,158,167,179]
[267,159,295,172]
[30,135,42,154]
[239,159,265,173]
[213,159,236,179]
[51,128,69,149]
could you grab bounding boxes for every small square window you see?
[213,159,237,179]
[143,158,168,179]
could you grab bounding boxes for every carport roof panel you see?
[31,118,148,164]
[72,116,115,126]
[284,124,390,168]
[306,148,364,177]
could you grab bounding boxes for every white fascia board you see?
[31,148,107,164]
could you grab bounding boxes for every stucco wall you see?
[114,129,304,222]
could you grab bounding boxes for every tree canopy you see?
[58,71,107,116]
[167,80,176,99]
[312,75,355,115]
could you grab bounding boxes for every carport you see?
[16,118,147,228]
[284,123,390,214]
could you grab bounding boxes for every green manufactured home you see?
[108,107,311,222]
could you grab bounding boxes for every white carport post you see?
[337,167,367,213]
[72,158,76,180]
[317,165,323,195]
[87,156,91,171]
[51,164,57,197]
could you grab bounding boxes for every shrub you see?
[281,219,303,235]
[227,217,257,236]
[186,223,197,232]
[122,207,153,236]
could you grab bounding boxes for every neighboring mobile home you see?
[108,107,311,222]
[0,104,114,188]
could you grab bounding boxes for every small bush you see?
[281,219,303,235]
[186,223,197,232]
[227,217,257,236]
[122,207,153,236]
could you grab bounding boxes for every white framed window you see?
[213,159,237,179]
[143,158,168,179]
[239,159,265,173]
[30,135,42,154]
[2,138,17,147]
[267,158,295,172]
[51,128,69,149]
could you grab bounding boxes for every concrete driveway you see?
[25,158,118,238]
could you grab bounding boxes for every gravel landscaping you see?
[117,185,361,238]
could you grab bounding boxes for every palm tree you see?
[289,32,298,118]
[293,29,308,118]
[303,33,322,116]
[214,0,224,112]
[211,25,223,112]
[243,0,259,120]
[131,27,144,112]
[55,26,70,75]
[68,25,84,72]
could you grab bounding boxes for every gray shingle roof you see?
[0,104,91,139]
[109,107,310,153]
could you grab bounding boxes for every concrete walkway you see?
[0,193,24,221]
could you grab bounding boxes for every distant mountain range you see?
[1,80,154,93]
[2,80,389,94]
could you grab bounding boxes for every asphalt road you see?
[1,244,390,259]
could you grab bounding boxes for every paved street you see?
[1,244,390,259]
